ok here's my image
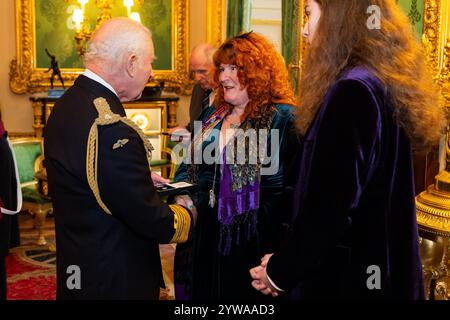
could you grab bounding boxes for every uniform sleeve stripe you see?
[168,204,191,243]
[170,205,189,243]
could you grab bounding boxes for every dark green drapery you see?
[282,0,302,94]
[226,0,252,38]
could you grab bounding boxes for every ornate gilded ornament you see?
[416,0,450,301]
[207,0,226,48]
[423,0,444,73]
[130,113,151,131]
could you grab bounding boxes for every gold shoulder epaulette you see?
[168,204,192,243]
[86,97,155,215]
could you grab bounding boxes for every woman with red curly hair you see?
[173,32,299,300]
[250,0,446,299]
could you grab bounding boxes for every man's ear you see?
[126,53,138,78]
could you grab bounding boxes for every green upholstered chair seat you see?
[22,185,51,205]
[150,159,171,167]
[166,140,179,150]
[12,142,42,184]
[164,139,184,179]
[11,138,52,246]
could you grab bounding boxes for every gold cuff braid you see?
[86,97,154,215]
[168,204,192,243]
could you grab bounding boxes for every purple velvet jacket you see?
[267,67,425,299]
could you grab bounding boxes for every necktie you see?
[202,89,213,110]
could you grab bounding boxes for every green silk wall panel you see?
[35,0,172,70]
[396,0,425,39]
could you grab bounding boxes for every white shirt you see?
[83,69,118,97]
[267,273,284,292]
[208,90,215,107]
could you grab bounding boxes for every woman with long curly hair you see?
[173,32,299,300]
[250,0,446,299]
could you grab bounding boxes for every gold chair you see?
[150,133,183,180]
[10,137,53,246]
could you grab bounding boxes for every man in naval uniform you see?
[44,18,196,300]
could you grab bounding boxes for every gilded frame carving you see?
[423,0,450,78]
[207,0,226,47]
[290,0,449,94]
[291,0,306,95]
[9,0,190,94]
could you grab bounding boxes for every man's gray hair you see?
[205,45,217,64]
[84,17,152,67]
[191,43,216,64]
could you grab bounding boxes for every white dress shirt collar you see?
[83,69,118,97]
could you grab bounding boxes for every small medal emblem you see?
[112,138,129,150]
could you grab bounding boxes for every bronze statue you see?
[45,49,65,89]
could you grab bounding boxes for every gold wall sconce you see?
[70,0,144,56]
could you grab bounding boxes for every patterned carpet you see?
[6,247,56,300]
[6,213,176,300]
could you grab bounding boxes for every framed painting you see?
[9,0,189,93]
[398,0,450,76]
[207,0,226,47]
[281,0,449,95]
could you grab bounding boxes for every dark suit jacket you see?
[267,67,425,299]
[0,132,20,257]
[187,83,207,132]
[45,75,187,300]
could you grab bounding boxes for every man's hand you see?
[260,253,273,267]
[151,172,169,185]
[175,195,197,226]
[249,254,279,297]
[167,126,186,135]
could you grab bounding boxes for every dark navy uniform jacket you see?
[45,75,191,300]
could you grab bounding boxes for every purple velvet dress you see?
[267,67,425,299]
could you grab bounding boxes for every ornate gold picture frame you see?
[289,0,450,94]
[207,0,226,47]
[422,0,450,78]
[9,0,189,94]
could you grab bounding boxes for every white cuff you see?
[267,272,284,292]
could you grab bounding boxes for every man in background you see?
[187,43,217,132]
[169,43,217,142]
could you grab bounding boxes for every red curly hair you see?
[213,32,297,127]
